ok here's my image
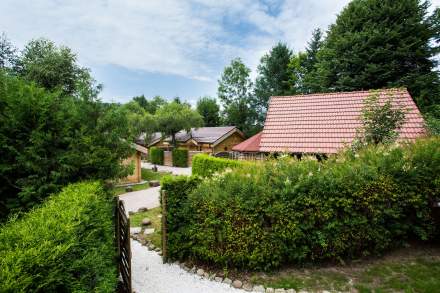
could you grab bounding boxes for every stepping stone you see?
[286,289,296,293]
[138,207,148,212]
[196,268,205,276]
[214,277,223,282]
[253,285,265,292]
[130,227,141,235]
[149,180,160,187]
[243,283,253,291]
[203,272,209,278]
[141,218,152,226]
[143,228,155,235]
[275,289,285,293]
[266,288,275,293]
[232,280,243,289]
[154,247,161,252]
[223,278,232,285]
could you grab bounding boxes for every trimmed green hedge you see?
[164,138,440,270]
[161,175,202,260]
[0,181,117,292]
[172,148,188,167]
[192,154,248,177]
[149,147,164,165]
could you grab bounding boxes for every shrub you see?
[0,181,117,292]
[149,147,164,165]
[165,138,440,270]
[192,154,248,177]
[172,148,188,167]
[161,175,202,260]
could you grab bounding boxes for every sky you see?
[1,0,439,104]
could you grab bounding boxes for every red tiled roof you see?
[232,131,262,152]
[260,89,426,154]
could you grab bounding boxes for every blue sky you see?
[1,0,439,104]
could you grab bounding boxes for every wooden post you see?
[161,190,168,263]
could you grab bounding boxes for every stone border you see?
[130,233,304,293]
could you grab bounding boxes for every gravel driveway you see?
[119,187,160,215]
[141,162,191,176]
[132,240,242,293]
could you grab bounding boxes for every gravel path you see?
[119,187,160,215]
[141,162,192,176]
[131,240,242,293]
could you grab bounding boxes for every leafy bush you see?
[149,147,164,165]
[192,154,248,177]
[0,72,133,219]
[165,138,439,270]
[172,148,188,167]
[0,181,117,292]
[161,175,202,260]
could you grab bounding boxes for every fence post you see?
[161,190,168,263]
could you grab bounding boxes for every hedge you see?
[192,154,248,177]
[0,181,117,292]
[149,147,164,165]
[172,148,188,167]
[163,138,440,270]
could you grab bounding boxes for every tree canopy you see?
[196,96,220,127]
[218,58,256,135]
[155,101,203,146]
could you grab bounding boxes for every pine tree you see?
[313,0,440,110]
[253,42,293,124]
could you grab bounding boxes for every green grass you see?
[113,182,151,196]
[250,245,440,292]
[129,207,162,248]
[141,168,170,181]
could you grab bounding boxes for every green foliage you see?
[218,58,256,136]
[132,95,167,114]
[149,147,164,165]
[17,38,94,96]
[121,101,156,141]
[0,72,133,219]
[166,138,439,270]
[0,32,18,70]
[0,181,117,292]
[155,101,203,147]
[172,148,188,167]
[425,104,440,135]
[161,175,202,260]
[191,154,247,177]
[354,90,407,147]
[313,0,440,110]
[253,42,293,124]
[196,96,220,127]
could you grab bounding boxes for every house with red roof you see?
[233,89,426,157]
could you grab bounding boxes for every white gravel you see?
[119,186,161,215]
[131,240,244,293]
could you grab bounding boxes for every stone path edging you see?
[131,233,307,293]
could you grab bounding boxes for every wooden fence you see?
[116,199,132,293]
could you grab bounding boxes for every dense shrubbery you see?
[149,147,164,165]
[163,138,440,270]
[172,148,188,167]
[0,72,133,219]
[0,181,117,292]
[161,175,202,259]
[192,154,248,177]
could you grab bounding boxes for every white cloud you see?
[1,0,439,84]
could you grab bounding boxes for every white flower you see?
[308,172,313,177]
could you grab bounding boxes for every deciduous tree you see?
[196,96,220,127]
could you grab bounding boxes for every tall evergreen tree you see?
[218,58,255,135]
[313,0,440,110]
[302,28,323,93]
[253,42,293,124]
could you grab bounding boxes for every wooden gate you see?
[116,199,132,293]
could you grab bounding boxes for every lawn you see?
[130,207,162,248]
[250,244,440,292]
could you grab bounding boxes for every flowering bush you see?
[163,138,439,270]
